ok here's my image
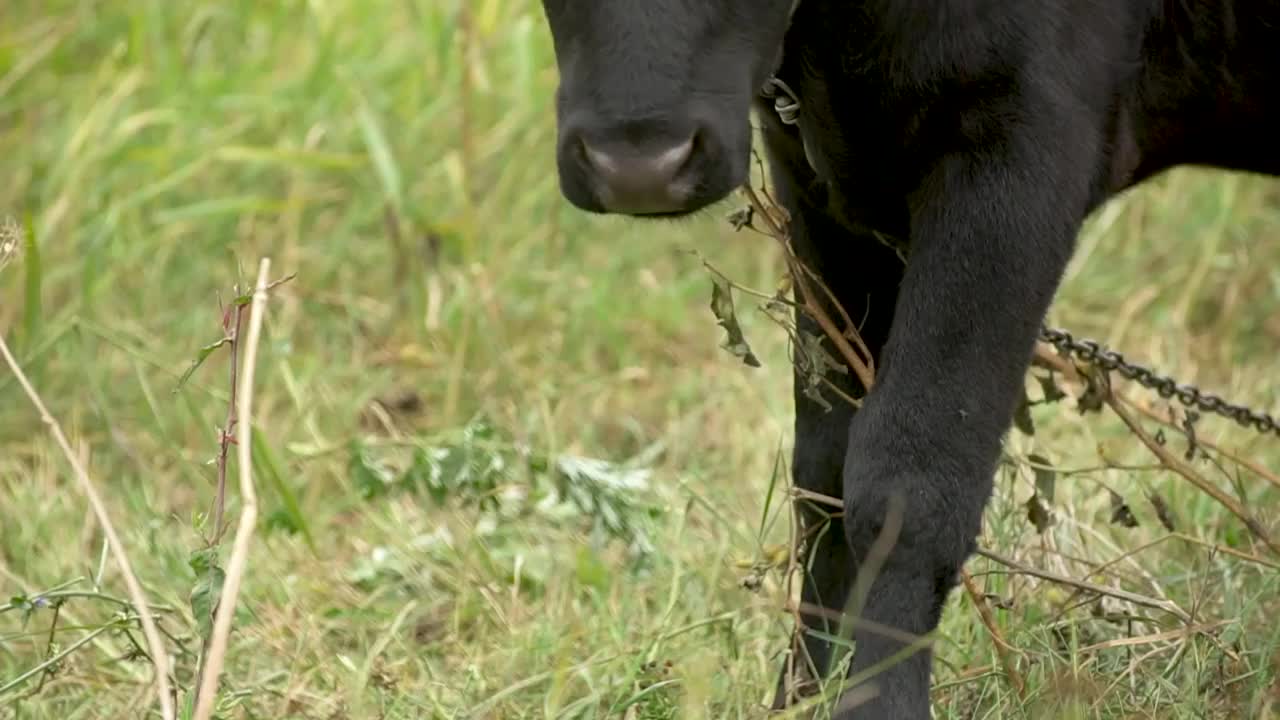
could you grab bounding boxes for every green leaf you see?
[187,546,218,574]
[757,439,786,541]
[252,428,315,552]
[347,546,406,592]
[356,103,403,213]
[188,548,226,640]
[574,546,611,593]
[228,272,297,307]
[400,446,449,504]
[173,336,231,393]
[553,453,659,559]
[263,509,300,534]
[349,440,392,500]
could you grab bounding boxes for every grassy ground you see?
[2,1,1279,718]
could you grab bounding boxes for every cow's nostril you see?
[586,135,696,180]
[579,134,698,215]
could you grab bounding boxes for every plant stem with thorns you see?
[192,259,273,720]
[212,296,244,544]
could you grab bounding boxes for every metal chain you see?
[1039,326,1279,437]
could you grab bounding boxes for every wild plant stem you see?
[192,258,272,720]
[212,303,242,545]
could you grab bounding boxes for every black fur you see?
[535,1,1280,717]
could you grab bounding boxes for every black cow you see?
[535,1,1280,717]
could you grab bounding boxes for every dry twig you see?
[976,548,1191,623]
[740,186,876,390]
[192,258,273,720]
[1122,396,1280,493]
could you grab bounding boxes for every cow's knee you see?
[846,448,978,564]
[840,399,990,617]
[831,408,990,719]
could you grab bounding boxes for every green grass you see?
[2,1,1279,718]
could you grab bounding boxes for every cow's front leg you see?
[834,123,1096,720]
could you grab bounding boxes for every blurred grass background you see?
[1,1,1278,718]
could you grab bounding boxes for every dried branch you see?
[1111,400,1278,554]
[1032,344,1279,556]
[1122,396,1280,493]
[741,185,876,391]
[791,487,845,511]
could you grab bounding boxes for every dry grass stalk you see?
[960,570,1027,699]
[1171,532,1280,570]
[192,258,273,720]
[1075,619,1233,653]
[976,548,1192,623]
[0,234,175,719]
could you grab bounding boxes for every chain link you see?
[1039,326,1279,437]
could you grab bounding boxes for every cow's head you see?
[539,1,799,217]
